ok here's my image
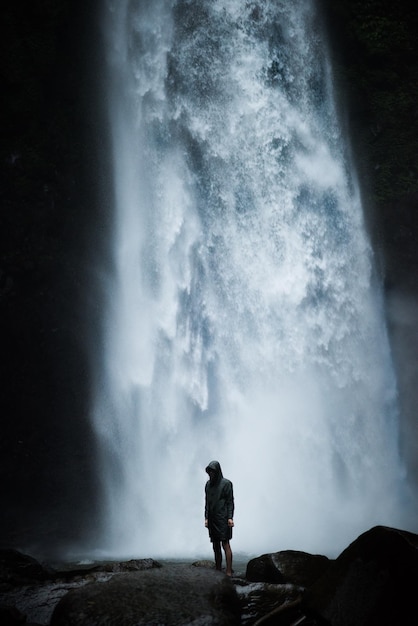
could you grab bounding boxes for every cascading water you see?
[93,0,407,558]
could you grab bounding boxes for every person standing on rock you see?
[204,460,234,576]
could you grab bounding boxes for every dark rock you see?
[246,550,330,587]
[0,604,27,625]
[51,557,161,580]
[192,559,216,569]
[0,555,162,625]
[237,582,304,626]
[0,575,88,625]
[91,558,161,574]
[246,554,284,584]
[50,563,241,625]
[303,525,418,626]
[0,550,52,585]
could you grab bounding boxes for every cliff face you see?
[0,0,102,549]
[319,0,418,290]
[319,0,418,484]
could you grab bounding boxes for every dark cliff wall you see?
[319,0,418,487]
[319,0,418,285]
[0,0,104,553]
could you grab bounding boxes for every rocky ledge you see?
[0,525,417,625]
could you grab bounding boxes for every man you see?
[204,460,234,576]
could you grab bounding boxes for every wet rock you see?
[0,550,52,586]
[0,556,161,625]
[0,604,27,625]
[237,581,304,626]
[3,527,418,625]
[192,559,216,569]
[99,558,161,573]
[49,557,161,580]
[50,563,241,626]
[0,574,92,625]
[56,558,162,576]
[246,554,284,584]
[303,525,418,626]
[246,550,330,587]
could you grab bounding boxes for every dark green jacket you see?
[205,460,234,541]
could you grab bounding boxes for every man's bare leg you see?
[222,540,233,576]
[213,541,222,571]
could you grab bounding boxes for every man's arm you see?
[204,484,208,526]
[226,480,234,523]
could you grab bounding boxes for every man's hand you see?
[228,519,234,527]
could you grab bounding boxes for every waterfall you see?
[92,0,406,559]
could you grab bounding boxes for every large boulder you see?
[303,525,418,626]
[0,555,163,625]
[50,563,241,626]
[246,550,330,587]
[0,550,52,586]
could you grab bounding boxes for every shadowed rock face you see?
[246,551,330,587]
[303,525,418,626]
[0,553,164,625]
[50,564,241,626]
[0,549,52,584]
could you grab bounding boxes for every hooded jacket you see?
[205,460,234,541]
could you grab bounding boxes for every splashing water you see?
[92,0,406,559]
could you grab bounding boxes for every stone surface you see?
[246,551,330,587]
[303,525,418,626]
[50,563,241,626]
[0,604,27,626]
[2,527,418,625]
[236,582,304,626]
[0,555,161,625]
[0,550,52,585]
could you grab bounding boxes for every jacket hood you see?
[206,460,223,484]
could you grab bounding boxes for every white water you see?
[92,0,407,559]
